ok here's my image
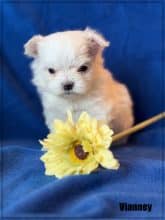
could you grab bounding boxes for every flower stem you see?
[112,112,165,142]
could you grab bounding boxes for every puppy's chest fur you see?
[41,92,111,130]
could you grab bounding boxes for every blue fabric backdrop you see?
[1,1,164,219]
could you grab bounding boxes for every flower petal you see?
[95,149,120,170]
[81,140,92,152]
[81,158,99,174]
[66,110,74,125]
[98,124,113,148]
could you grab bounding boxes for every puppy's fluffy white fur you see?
[24,28,134,134]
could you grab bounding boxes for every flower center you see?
[74,144,88,160]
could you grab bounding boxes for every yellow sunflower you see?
[40,111,119,179]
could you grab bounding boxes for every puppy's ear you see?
[24,35,43,58]
[84,27,110,56]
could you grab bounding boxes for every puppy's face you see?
[24,28,109,97]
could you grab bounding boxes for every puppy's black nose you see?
[63,82,74,91]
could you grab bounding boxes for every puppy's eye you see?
[48,68,56,74]
[77,65,88,73]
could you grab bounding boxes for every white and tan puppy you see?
[24,28,134,135]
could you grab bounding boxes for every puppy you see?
[24,28,134,136]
